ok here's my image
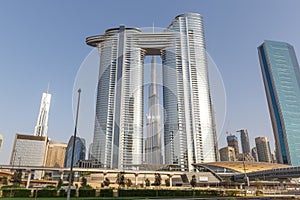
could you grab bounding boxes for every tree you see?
[116,172,125,187]
[57,178,63,189]
[103,177,110,187]
[12,169,22,186]
[145,178,150,187]
[190,175,197,187]
[154,173,161,186]
[125,178,132,188]
[81,176,87,187]
[165,179,170,187]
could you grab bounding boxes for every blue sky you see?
[0,0,300,164]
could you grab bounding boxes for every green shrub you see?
[99,188,113,197]
[256,190,263,196]
[59,189,76,197]
[78,188,96,197]
[2,188,31,197]
[35,189,57,197]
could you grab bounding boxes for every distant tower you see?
[227,133,239,157]
[237,129,251,154]
[145,56,162,165]
[34,88,51,137]
[251,147,258,162]
[255,136,271,163]
[219,146,236,161]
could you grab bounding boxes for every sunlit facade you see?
[258,40,300,166]
[87,13,217,171]
[34,92,51,137]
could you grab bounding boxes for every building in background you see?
[45,141,67,167]
[64,136,86,168]
[252,147,258,162]
[34,91,51,137]
[258,40,300,166]
[219,146,236,161]
[87,13,217,171]
[227,134,239,158]
[0,134,3,153]
[145,56,162,165]
[10,134,48,179]
[255,136,272,163]
[237,129,250,154]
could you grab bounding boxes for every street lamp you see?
[67,89,81,200]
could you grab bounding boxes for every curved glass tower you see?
[87,13,217,171]
[258,40,300,166]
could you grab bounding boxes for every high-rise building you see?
[64,136,86,168]
[219,146,236,161]
[258,40,300,166]
[34,91,51,137]
[0,134,3,153]
[10,134,48,179]
[251,147,258,162]
[237,129,250,154]
[227,134,239,157]
[145,56,162,165]
[45,141,67,168]
[255,136,272,163]
[86,13,217,171]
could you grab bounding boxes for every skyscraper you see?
[34,91,51,137]
[145,56,162,165]
[237,129,250,154]
[255,136,271,163]
[219,146,236,161]
[86,13,217,171]
[258,40,300,166]
[227,134,239,157]
[251,147,258,162]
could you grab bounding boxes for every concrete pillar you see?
[26,170,32,188]
[135,173,139,187]
[169,174,173,187]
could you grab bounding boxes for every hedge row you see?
[2,188,31,197]
[99,188,114,197]
[118,189,240,197]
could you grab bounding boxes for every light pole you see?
[67,89,81,200]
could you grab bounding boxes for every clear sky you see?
[0,0,300,164]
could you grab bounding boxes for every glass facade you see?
[64,136,86,167]
[87,13,217,171]
[258,40,300,166]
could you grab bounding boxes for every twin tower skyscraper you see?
[86,13,218,171]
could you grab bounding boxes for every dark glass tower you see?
[64,136,86,167]
[258,40,300,165]
[237,129,250,154]
[227,134,239,157]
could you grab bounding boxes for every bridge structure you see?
[0,164,195,188]
[233,166,300,182]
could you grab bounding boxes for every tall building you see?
[10,134,48,179]
[237,129,250,154]
[64,136,86,168]
[219,146,236,161]
[0,134,3,153]
[34,91,51,137]
[87,13,217,171]
[255,136,272,163]
[251,147,258,162]
[145,56,162,165]
[45,141,67,168]
[258,40,300,166]
[227,134,239,157]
